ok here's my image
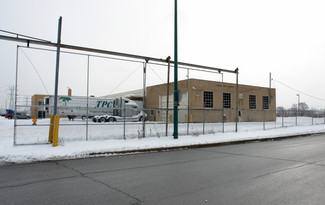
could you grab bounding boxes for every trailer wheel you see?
[100,117,106,123]
[108,117,115,122]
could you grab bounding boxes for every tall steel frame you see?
[0,20,239,139]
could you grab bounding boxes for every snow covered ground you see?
[1,116,325,165]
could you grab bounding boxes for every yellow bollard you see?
[52,115,60,147]
[157,114,160,121]
[169,115,172,123]
[185,114,187,122]
[190,114,193,123]
[48,115,54,143]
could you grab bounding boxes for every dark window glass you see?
[223,93,231,108]
[249,95,256,109]
[263,96,269,109]
[203,91,213,108]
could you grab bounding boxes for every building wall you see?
[145,79,276,122]
[31,95,47,119]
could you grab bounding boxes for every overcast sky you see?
[1,0,325,109]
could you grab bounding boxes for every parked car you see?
[15,111,30,119]
[5,109,30,119]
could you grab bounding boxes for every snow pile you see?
[1,117,325,165]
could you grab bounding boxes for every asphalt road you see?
[1,134,325,205]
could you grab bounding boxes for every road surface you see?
[1,134,325,204]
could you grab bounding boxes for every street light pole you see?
[173,0,178,139]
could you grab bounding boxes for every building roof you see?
[101,89,143,99]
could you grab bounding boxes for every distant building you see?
[30,89,73,118]
[31,94,48,118]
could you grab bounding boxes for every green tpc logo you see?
[59,97,72,102]
[96,100,113,108]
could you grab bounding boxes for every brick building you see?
[145,79,276,122]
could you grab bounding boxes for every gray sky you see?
[1,0,325,109]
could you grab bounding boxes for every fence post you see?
[187,67,190,135]
[13,46,19,146]
[48,115,54,142]
[296,109,298,126]
[123,103,126,140]
[222,110,225,133]
[312,110,314,125]
[86,55,90,141]
[166,57,170,136]
[142,61,147,138]
[222,73,224,133]
[203,107,206,134]
[263,109,265,130]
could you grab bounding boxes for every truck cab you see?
[5,109,14,119]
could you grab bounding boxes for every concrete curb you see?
[88,132,325,156]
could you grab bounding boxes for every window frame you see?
[249,95,256,109]
[223,93,231,109]
[263,96,269,110]
[203,91,213,108]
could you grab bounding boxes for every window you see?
[263,96,269,109]
[203,91,213,108]
[44,97,49,105]
[249,95,256,109]
[38,100,43,106]
[223,93,231,108]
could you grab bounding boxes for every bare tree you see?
[291,102,309,116]
[276,106,286,117]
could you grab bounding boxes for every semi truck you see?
[44,96,146,122]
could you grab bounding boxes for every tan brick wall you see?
[31,94,47,118]
[146,79,276,122]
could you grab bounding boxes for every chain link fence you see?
[12,106,325,145]
[9,45,325,145]
[13,105,51,145]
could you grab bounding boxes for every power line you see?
[147,64,165,84]
[108,64,142,94]
[20,48,49,95]
[274,79,325,102]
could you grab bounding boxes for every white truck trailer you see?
[44,96,146,122]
